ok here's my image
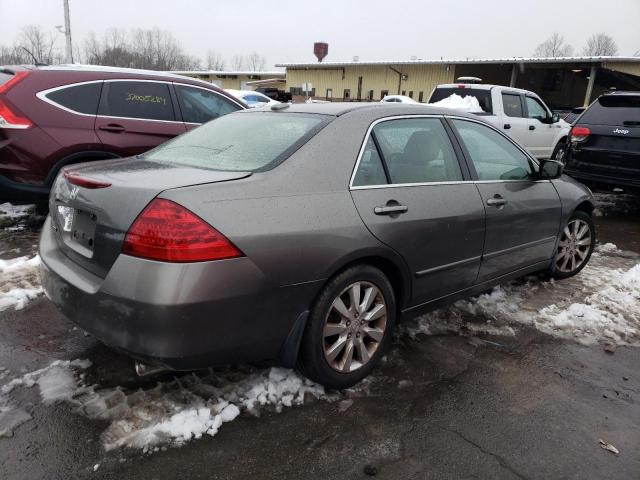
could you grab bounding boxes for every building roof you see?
[277,56,640,68]
[171,70,285,76]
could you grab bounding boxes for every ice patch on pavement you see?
[1,359,92,395]
[405,243,640,346]
[0,255,43,312]
[429,93,484,113]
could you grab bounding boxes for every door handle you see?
[486,195,507,207]
[529,125,536,131]
[99,123,126,133]
[503,124,511,130]
[374,205,408,215]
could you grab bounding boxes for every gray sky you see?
[1,0,639,68]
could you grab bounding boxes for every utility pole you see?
[63,0,73,63]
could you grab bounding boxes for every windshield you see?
[145,112,330,172]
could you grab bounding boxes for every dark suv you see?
[0,65,246,202]
[564,91,640,192]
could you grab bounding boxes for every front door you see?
[450,118,562,282]
[525,95,556,158]
[350,117,486,306]
[95,80,186,156]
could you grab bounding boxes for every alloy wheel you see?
[555,219,592,273]
[323,281,387,373]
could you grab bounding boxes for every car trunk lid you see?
[571,123,640,176]
[49,157,251,278]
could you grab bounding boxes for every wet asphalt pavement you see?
[1,192,639,480]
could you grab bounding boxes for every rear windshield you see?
[145,112,329,172]
[429,87,493,114]
[579,95,640,126]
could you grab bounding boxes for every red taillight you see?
[457,84,467,89]
[570,126,590,142]
[0,72,32,129]
[0,99,32,129]
[0,71,30,94]
[63,171,111,189]
[122,199,243,263]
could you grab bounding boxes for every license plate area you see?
[56,205,97,258]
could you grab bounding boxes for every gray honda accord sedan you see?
[39,103,595,389]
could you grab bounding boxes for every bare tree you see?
[533,32,573,58]
[81,27,200,70]
[205,50,225,70]
[245,52,267,71]
[230,54,245,70]
[0,45,30,64]
[583,33,618,56]
[16,25,58,64]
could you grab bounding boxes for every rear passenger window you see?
[452,119,533,181]
[175,85,240,123]
[99,81,175,121]
[352,137,387,186]
[372,118,462,184]
[502,93,523,117]
[45,82,102,115]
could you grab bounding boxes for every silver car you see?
[39,103,596,389]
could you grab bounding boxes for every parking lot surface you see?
[1,193,639,480]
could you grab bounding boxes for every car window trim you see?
[445,115,542,182]
[36,80,104,117]
[349,114,471,190]
[349,114,545,190]
[37,78,243,123]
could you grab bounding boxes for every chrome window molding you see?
[349,113,543,191]
[36,78,244,124]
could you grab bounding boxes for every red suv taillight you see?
[0,71,32,129]
[570,126,590,143]
[122,199,243,263]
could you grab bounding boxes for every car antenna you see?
[271,103,290,111]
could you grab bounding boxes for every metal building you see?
[171,70,286,90]
[277,57,640,108]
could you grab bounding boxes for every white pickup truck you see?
[429,83,571,160]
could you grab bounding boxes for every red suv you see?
[0,65,246,202]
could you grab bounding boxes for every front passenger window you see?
[452,119,534,181]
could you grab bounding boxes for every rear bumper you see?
[39,216,322,370]
[564,168,640,189]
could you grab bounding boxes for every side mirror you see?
[539,159,563,179]
[551,112,560,123]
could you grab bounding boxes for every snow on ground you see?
[428,93,484,113]
[0,255,43,312]
[405,243,640,346]
[1,360,329,451]
[0,203,35,225]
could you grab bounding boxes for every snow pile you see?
[0,255,43,312]
[429,93,484,113]
[1,359,92,395]
[0,203,35,225]
[406,243,640,346]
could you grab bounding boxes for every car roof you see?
[436,83,536,95]
[240,102,482,119]
[7,64,216,88]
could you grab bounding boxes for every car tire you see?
[297,265,396,390]
[551,140,567,163]
[549,210,595,279]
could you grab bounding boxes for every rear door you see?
[450,118,562,282]
[350,116,485,306]
[173,84,243,130]
[499,92,530,150]
[95,80,186,155]
[524,95,556,158]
